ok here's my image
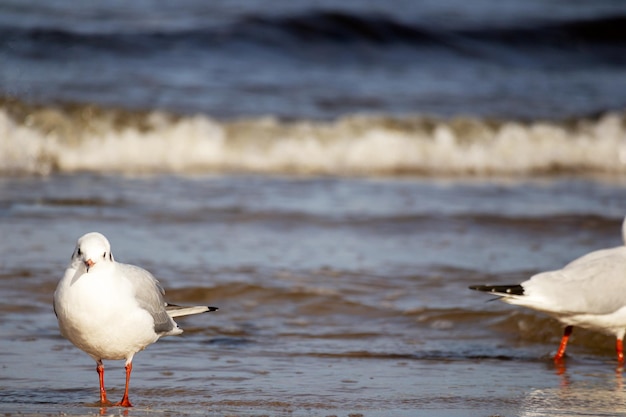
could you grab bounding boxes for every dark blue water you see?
[1,0,626,120]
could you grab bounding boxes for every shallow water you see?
[2,1,626,415]
[2,174,626,416]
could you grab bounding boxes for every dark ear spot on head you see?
[109,253,113,261]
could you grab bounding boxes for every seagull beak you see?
[84,259,95,272]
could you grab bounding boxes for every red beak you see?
[85,259,95,272]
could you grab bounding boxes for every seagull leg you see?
[115,362,133,407]
[617,338,624,363]
[96,360,110,406]
[554,325,573,361]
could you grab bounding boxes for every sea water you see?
[2,1,626,416]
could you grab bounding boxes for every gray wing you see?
[117,262,176,334]
[524,246,626,315]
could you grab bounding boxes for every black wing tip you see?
[166,303,219,312]
[469,284,524,295]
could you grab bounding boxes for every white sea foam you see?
[1,103,625,176]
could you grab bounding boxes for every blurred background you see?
[1,0,626,175]
[2,1,626,416]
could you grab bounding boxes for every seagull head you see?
[72,232,114,273]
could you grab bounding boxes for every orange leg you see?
[617,339,624,364]
[554,325,573,362]
[115,363,133,407]
[96,360,110,406]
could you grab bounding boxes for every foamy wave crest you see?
[1,99,626,176]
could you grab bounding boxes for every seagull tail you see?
[468,284,524,296]
[166,304,218,318]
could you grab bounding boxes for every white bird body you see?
[53,232,217,407]
[470,217,626,363]
[55,262,178,361]
[510,248,626,321]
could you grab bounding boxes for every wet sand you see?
[4,353,626,416]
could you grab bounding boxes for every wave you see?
[3,12,626,64]
[1,97,626,177]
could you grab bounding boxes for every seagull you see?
[470,217,626,363]
[53,232,218,407]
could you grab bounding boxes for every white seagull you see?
[470,217,626,363]
[53,232,217,407]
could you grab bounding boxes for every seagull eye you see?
[77,248,82,256]
[103,252,107,259]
